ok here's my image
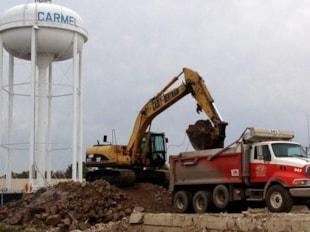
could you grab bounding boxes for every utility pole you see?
[307,115,310,156]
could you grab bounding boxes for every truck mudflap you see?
[289,188,310,197]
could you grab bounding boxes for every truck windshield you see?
[271,143,306,158]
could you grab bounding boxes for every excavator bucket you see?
[186,120,227,150]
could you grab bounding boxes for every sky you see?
[1,0,310,173]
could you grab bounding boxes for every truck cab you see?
[250,141,310,185]
[248,140,310,211]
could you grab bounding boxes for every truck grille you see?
[307,167,310,177]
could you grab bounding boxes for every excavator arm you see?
[183,68,228,150]
[127,68,227,163]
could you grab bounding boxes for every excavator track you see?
[86,168,169,188]
[86,169,136,187]
[134,169,169,188]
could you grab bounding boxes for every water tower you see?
[0,0,88,190]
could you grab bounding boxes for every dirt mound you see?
[0,181,132,230]
[0,181,173,231]
[120,183,174,213]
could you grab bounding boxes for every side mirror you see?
[103,135,107,143]
[165,138,169,143]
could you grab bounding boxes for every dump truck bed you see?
[169,146,243,190]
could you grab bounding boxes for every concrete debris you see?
[128,212,310,232]
[84,217,129,232]
[129,212,144,224]
[133,207,145,213]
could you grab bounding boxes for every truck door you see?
[250,144,272,183]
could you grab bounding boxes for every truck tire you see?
[173,190,192,213]
[212,185,229,210]
[265,185,293,212]
[193,191,210,213]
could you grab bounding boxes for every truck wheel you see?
[193,191,210,213]
[173,190,192,213]
[212,185,229,210]
[265,185,293,212]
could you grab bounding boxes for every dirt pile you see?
[0,180,133,230]
[0,181,173,231]
[120,183,174,213]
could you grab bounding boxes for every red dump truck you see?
[169,128,310,213]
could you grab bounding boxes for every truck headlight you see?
[293,179,310,186]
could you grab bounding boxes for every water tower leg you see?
[72,33,78,181]
[29,26,37,187]
[47,63,53,183]
[36,55,51,187]
[0,36,4,189]
[6,55,14,192]
[78,47,84,182]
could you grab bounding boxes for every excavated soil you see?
[186,119,226,150]
[120,183,174,213]
[0,180,173,231]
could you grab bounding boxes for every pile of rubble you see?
[0,181,173,231]
[0,180,134,230]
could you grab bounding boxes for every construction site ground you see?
[0,180,310,232]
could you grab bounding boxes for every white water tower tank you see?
[0,1,87,61]
[0,0,88,190]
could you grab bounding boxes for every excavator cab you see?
[150,133,167,166]
[141,132,167,167]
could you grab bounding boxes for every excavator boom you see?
[127,68,227,163]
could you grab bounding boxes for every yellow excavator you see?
[85,68,227,186]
